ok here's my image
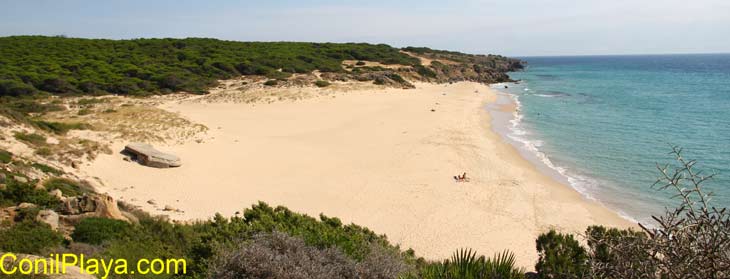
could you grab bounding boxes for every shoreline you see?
[486,83,642,225]
[81,82,634,268]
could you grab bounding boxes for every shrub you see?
[35,147,52,156]
[263,80,278,86]
[416,249,524,279]
[265,71,292,80]
[0,220,64,254]
[356,61,366,66]
[584,147,730,278]
[43,178,91,197]
[71,218,132,245]
[0,178,60,207]
[242,202,393,261]
[39,78,75,93]
[387,73,407,83]
[535,230,588,279]
[0,80,36,97]
[209,232,359,279]
[415,65,437,79]
[315,80,331,87]
[584,225,652,278]
[13,132,46,145]
[0,149,12,163]
[31,163,64,175]
[33,120,90,134]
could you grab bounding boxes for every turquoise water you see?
[494,54,730,224]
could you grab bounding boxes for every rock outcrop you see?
[123,142,181,168]
[36,209,60,230]
[60,194,129,223]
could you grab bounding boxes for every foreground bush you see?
[71,217,132,245]
[594,147,730,278]
[412,249,524,279]
[0,220,64,254]
[0,178,60,207]
[535,147,730,278]
[535,231,587,279]
[209,232,360,279]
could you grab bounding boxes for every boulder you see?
[49,189,64,199]
[0,207,16,223]
[17,202,37,209]
[13,175,28,183]
[123,143,181,168]
[36,210,60,230]
[60,194,128,222]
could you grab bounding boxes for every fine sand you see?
[82,82,633,268]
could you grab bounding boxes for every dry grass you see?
[41,96,208,145]
[342,59,412,70]
[188,76,385,105]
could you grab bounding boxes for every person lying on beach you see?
[453,172,470,182]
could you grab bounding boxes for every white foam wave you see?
[534,94,557,98]
[504,93,600,201]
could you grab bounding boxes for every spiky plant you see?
[413,248,524,279]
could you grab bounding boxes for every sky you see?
[1,0,729,56]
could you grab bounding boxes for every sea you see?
[488,54,730,224]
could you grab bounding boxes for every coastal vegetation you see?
[0,36,420,97]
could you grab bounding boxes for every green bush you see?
[35,147,52,156]
[0,179,60,207]
[0,149,12,163]
[43,178,90,197]
[415,249,523,279]
[263,80,278,86]
[32,120,90,134]
[71,218,132,245]
[31,163,64,175]
[0,220,64,254]
[535,230,588,279]
[77,108,92,115]
[315,80,331,87]
[415,65,437,78]
[387,73,406,83]
[209,232,359,279]
[265,70,292,80]
[13,132,46,145]
[0,80,36,97]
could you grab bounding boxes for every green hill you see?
[0,36,522,97]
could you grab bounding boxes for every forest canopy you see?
[0,36,421,96]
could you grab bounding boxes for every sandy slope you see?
[83,82,632,268]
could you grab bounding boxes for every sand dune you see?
[83,82,632,268]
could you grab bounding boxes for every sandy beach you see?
[82,81,633,268]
